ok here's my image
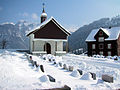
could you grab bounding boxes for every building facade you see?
[86,27,120,56]
[27,4,70,56]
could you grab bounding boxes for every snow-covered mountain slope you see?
[0,21,39,49]
[69,15,120,52]
[0,50,120,89]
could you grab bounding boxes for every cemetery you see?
[0,50,120,89]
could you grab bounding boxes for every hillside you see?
[68,15,120,52]
[0,21,39,49]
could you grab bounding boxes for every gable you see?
[94,29,109,39]
[86,27,120,42]
[34,20,68,39]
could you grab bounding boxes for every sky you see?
[0,0,120,32]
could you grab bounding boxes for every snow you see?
[39,75,49,82]
[80,73,92,80]
[0,50,120,89]
[70,70,80,77]
[86,27,120,42]
[1,22,15,25]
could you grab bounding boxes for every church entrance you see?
[44,43,51,54]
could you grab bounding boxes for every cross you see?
[43,3,45,7]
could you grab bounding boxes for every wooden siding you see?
[94,29,109,40]
[87,40,117,56]
[117,34,120,56]
[87,30,118,56]
[34,20,68,39]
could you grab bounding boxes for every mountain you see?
[0,21,39,49]
[68,15,120,52]
[1,15,120,50]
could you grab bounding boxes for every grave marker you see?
[77,69,83,75]
[47,75,56,82]
[40,65,44,72]
[102,74,113,83]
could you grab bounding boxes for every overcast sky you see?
[0,0,120,31]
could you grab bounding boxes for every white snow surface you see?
[0,50,120,90]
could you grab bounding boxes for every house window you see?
[108,44,111,49]
[99,31,103,36]
[99,44,104,49]
[92,44,95,49]
[98,37,104,42]
[108,51,111,56]
[99,51,103,55]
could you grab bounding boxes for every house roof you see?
[26,17,71,36]
[86,27,120,42]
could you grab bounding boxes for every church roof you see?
[86,27,120,42]
[26,17,71,36]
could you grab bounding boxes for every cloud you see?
[31,13,39,20]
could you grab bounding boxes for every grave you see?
[63,64,68,70]
[77,69,83,75]
[47,75,56,82]
[40,65,44,72]
[69,66,74,71]
[49,85,71,90]
[59,62,62,67]
[90,72,96,80]
[102,74,113,83]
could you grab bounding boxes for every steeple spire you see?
[42,3,45,13]
[41,3,47,23]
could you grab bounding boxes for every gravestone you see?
[43,57,46,60]
[102,74,113,83]
[90,72,96,80]
[29,56,32,60]
[69,66,74,71]
[59,62,62,67]
[40,65,44,72]
[63,64,68,70]
[53,61,56,65]
[77,69,83,75]
[49,59,51,62]
[49,85,71,90]
[47,75,56,82]
[114,57,118,61]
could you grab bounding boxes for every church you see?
[27,4,71,56]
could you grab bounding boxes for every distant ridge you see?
[68,15,120,52]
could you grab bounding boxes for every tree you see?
[0,34,8,49]
[0,38,8,49]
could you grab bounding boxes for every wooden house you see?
[86,27,120,56]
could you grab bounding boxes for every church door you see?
[45,43,51,54]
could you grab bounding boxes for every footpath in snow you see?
[0,50,120,90]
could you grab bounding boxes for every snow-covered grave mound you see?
[0,50,120,90]
[70,70,80,77]
[80,72,92,80]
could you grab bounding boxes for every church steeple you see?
[41,3,47,23]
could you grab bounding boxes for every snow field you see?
[41,54,120,89]
[0,50,64,90]
[0,50,120,89]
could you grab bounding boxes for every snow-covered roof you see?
[86,27,120,42]
[26,16,71,36]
